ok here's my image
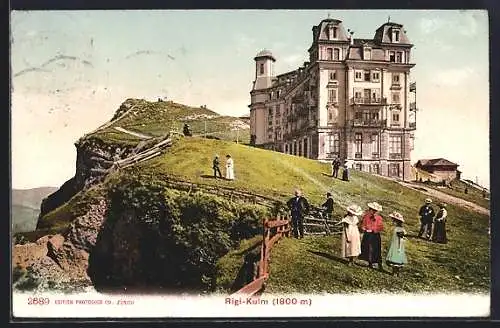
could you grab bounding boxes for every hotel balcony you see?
[389,153,402,159]
[350,97,387,105]
[350,118,387,128]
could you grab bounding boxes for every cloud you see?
[418,12,481,37]
[282,53,305,68]
[433,67,475,87]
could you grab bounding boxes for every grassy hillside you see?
[85,99,250,146]
[32,136,489,294]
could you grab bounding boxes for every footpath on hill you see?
[398,181,489,216]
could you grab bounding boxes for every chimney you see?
[348,29,354,45]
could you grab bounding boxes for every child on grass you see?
[386,211,407,276]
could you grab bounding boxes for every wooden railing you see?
[230,216,291,296]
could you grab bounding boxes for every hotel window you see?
[392,92,400,104]
[371,134,379,154]
[277,90,281,98]
[364,71,371,82]
[392,29,400,42]
[329,70,337,81]
[355,163,362,171]
[328,88,338,103]
[329,26,338,40]
[389,135,402,154]
[354,91,362,99]
[372,164,380,174]
[392,73,400,84]
[364,48,372,60]
[327,48,333,60]
[333,133,340,153]
[355,133,363,154]
[334,48,340,60]
[355,71,363,81]
[260,63,264,75]
[371,112,380,120]
[392,113,400,122]
[389,163,400,177]
[372,71,380,82]
[389,51,395,62]
[396,52,402,63]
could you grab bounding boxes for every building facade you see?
[249,18,417,180]
[415,158,461,183]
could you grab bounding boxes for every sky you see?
[10,10,490,189]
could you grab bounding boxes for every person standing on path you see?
[286,189,310,239]
[418,198,435,239]
[341,204,363,266]
[212,155,223,178]
[385,212,408,277]
[431,203,448,244]
[359,202,384,270]
[225,154,235,180]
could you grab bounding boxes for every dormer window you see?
[328,25,338,40]
[364,47,372,60]
[392,29,400,43]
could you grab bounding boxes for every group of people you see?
[417,198,448,244]
[331,157,350,182]
[286,189,450,276]
[212,154,235,180]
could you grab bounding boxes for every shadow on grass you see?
[234,239,262,256]
[307,250,393,275]
[200,174,225,180]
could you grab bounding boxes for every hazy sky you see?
[10,10,489,189]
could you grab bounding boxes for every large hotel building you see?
[249,18,417,180]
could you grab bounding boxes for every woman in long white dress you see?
[225,154,235,180]
[341,204,363,265]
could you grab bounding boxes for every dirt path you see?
[398,181,490,216]
[113,126,152,139]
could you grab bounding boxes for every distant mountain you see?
[12,187,58,233]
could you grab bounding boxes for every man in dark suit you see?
[286,189,310,239]
[418,198,435,239]
[332,157,341,178]
[212,155,222,178]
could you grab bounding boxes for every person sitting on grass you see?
[385,211,408,277]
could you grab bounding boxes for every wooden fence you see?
[230,215,291,296]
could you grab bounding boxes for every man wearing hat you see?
[418,198,435,239]
[359,202,384,270]
[286,189,310,239]
[212,155,223,178]
[321,192,335,234]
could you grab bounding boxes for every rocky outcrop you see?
[14,198,108,292]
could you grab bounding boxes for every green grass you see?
[84,99,250,146]
[33,135,490,294]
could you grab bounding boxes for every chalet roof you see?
[416,158,459,167]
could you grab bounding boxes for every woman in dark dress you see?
[431,203,448,244]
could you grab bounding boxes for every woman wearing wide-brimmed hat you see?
[431,203,448,244]
[386,212,408,277]
[341,204,363,266]
[359,202,384,270]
